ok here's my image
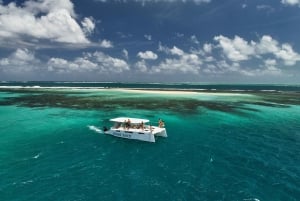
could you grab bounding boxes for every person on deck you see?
[158,119,163,128]
[127,119,131,129]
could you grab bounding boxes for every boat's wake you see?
[88,125,103,134]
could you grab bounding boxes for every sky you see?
[0,0,300,83]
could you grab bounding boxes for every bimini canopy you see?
[110,117,150,124]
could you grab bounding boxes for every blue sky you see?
[0,0,300,83]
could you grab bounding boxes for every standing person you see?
[127,119,131,130]
[123,120,127,130]
[158,119,162,128]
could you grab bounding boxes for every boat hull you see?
[104,126,167,142]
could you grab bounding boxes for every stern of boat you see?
[154,128,167,138]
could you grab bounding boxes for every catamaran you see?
[104,117,167,142]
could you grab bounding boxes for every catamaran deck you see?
[104,117,167,142]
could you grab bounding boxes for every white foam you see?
[21,180,33,184]
[0,86,105,89]
[243,198,260,201]
[88,125,103,134]
[260,90,277,92]
[32,153,41,159]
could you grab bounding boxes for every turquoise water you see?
[0,85,299,201]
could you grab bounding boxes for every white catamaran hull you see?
[104,117,167,142]
[105,126,167,142]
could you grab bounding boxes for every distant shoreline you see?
[0,85,299,95]
[1,81,300,96]
[1,84,299,107]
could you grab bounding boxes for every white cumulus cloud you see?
[47,51,130,73]
[275,43,300,65]
[159,43,185,56]
[155,44,202,74]
[81,17,96,35]
[137,51,158,60]
[203,43,213,53]
[214,35,255,62]
[256,36,300,65]
[256,35,279,54]
[154,54,201,74]
[135,60,148,72]
[47,57,98,73]
[0,48,40,72]
[264,59,277,67]
[0,0,94,44]
[214,35,300,66]
[99,39,113,48]
[281,0,300,6]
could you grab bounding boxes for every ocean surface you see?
[0,82,299,201]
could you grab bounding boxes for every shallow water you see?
[0,85,299,201]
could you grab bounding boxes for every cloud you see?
[255,35,279,54]
[263,64,281,76]
[264,59,277,67]
[190,35,199,44]
[154,54,201,74]
[99,39,113,48]
[203,43,213,53]
[256,5,275,13]
[135,60,148,72]
[214,35,300,66]
[0,0,94,44]
[23,0,75,16]
[95,0,211,5]
[261,59,281,75]
[122,49,129,60]
[214,35,255,62]
[175,33,184,38]
[91,52,130,73]
[208,35,300,77]
[275,43,300,65]
[203,60,240,74]
[281,0,300,6]
[240,66,282,77]
[48,51,129,73]
[137,51,158,60]
[81,17,96,35]
[144,34,152,41]
[158,43,184,56]
[1,49,129,75]
[47,57,98,73]
[256,36,300,65]
[135,44,203,74]
[0,48,40,72]
[155,44,202,74]
[169,46,185,56]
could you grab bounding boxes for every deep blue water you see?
[0,82,299,201]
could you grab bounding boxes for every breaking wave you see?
[88,125,103,134]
